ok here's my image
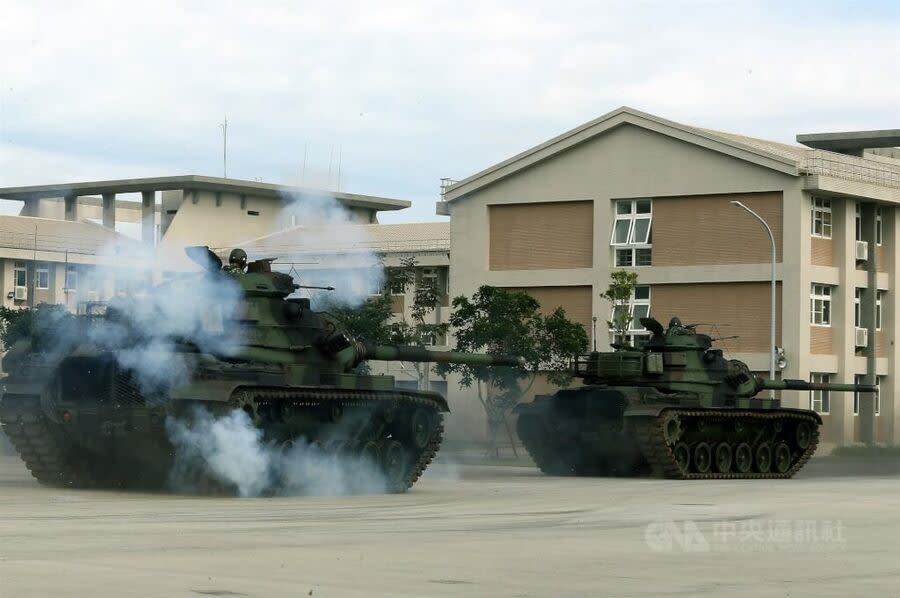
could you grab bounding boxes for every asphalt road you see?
[0,456,898,598]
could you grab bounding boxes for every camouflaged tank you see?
[0,247,521,493]
[515,316,877,479]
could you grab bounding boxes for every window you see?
[35,262,49,290]
[611,198,652,267]
[855,288,884,330]
[420,268,438,292]
[854,375,882,416]
[877,291,883,330]
[65,266,77,292]
[13,261,26,287]
[610,286,652,346]
[811,198,832,238]
[855,204,883,245]
[809,373,831,414]
[877,207,883,245]
[810,284,832,326]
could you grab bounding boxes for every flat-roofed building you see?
[439,106,900,448]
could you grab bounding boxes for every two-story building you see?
[438,106,900,448]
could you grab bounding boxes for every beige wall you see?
[652,282,782,353]
[811,237,834,266]
[489,201,593,270]
[509,285,593,334]
[161,189,376,249]
[653,192,783,265]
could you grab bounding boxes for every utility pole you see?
[220,116,228,178]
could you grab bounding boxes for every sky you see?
[0,1,898,223]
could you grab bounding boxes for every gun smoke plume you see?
[166,407,389,497]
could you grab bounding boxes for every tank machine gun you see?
[0,247,521,493]
[515,316,877,479]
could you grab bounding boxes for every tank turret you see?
[515,315,875,480]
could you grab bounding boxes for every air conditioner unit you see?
[855,327,868,348]
[855,240,868,261]
[13,286,27,301]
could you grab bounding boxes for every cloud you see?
[0,1,897,223]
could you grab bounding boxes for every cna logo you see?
[645,520,711,553]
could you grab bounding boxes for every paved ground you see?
[0,456,898,598]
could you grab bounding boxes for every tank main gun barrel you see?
[757,377,878,394]
[358,343,524,367]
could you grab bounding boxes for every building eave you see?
[0,175,411,211]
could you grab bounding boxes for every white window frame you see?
[854,374,882,416]
[855,204,883,245]
[611,198,652,267]
[855,288,883,330]
[811,198,832,238]
[611,286,652,346]
[35,262,50,290]
[64,265,77,293]
[810,373,831,414]
[876,207,883,245]
[13,261,26,288]
[876,291,883,330]
[810,284,832,326]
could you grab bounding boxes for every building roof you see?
[797,129,900,153]
[234,222,451,258]
[442,106,900,202]
[0,175,411,212]
[0,214,141,256]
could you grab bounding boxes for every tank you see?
[0,247,521,494]
[515,316,877,479]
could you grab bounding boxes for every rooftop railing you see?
[802,150,900,190]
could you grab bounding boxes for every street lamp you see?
[731,200,777,399]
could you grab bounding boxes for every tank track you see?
[0,394,96,488]
[632,409,821,480]
[226,387,446,493]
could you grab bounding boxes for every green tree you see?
[0,306,32,351]
[435,286,588,452]
[600,269,639,345]
[387,257,450,389]
[323,258,448,384]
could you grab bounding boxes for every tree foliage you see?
[435,285,588,423]
[0,304,72,351]
[600,269,639,344]
[323,257,449,385]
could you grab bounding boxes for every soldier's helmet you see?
[228,248,248,271]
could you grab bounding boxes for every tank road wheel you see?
[754,442,773,473]
[693,442,712,474]
[734,443,753,474]
[673,442,691,474]
[409,408,434,450]
[361,440,380,464]
[774,443,792,474]
[381,440,409,490]
[714,443,733,473]
[795,422,813,450]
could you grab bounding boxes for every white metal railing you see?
[802,150,900,190]
[439,178,458,199]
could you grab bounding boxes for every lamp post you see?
[731,200,777,398]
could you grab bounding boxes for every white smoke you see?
[75,240,245,395]
[166,408,389,497]
[257,189,386,309]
